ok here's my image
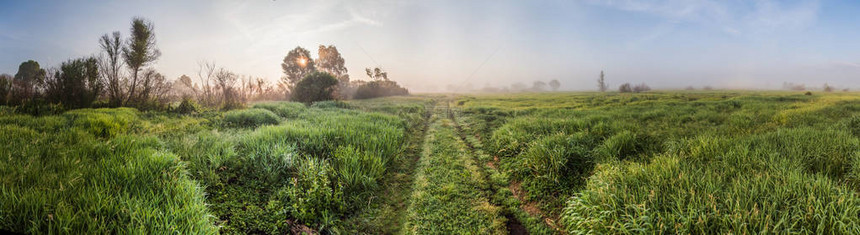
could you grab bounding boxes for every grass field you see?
[2,91,860,234]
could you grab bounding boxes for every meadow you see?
[1,91,859,234]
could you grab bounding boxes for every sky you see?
[1,0,859,92]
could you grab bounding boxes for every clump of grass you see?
[561,127,860,234]
[222,108,280,128]
[253,102,306,118]
[0,125,216,233]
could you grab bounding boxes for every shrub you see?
[43,57,102,109]
[279,157,345,231]
[618,83,632,92]
[173,96,200,114]
[291,72,338,104]
[353,80,409,99]
[223,108,280,128]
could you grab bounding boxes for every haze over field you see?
[1,0,859,91]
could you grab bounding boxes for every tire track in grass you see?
[403,106,507,234]
[448,102,555,234]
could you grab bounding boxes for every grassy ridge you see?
[404,114,506,234]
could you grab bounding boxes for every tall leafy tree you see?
[317,45,350,98]
[281,47,315,91]
[11,60,46,105]
[100,31,125,107]
[122,17,160,105]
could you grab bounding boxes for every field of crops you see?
[2,91,860,234]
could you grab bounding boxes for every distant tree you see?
[282,47,316,91]
[291,72,338,103]
[703,85,713,90]
[597,70,608,92]
[0,74,11,105]
[685,86,695,90]
[823,83,834,92]
[532,81,547,91]
[782,82,806,91]
[195,61,218,106]
[365,67,388,81]
[122,17,161,105]
[10,60,46,105]
[549,79,560,91]
[317,45,350,98]
[511,82,527,92]
[618,83,632,93]
[44,57,103,108]
[354,68,408,99]
[632,83,651,93]
[99,31,125,107]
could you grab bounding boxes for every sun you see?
[298,57,307,67]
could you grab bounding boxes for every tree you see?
[0,74,11,105]
[532,81,547,91]
[549,79,561,91]
[317,45,350,98]
[122,17,161,105]
[632,83,651,93]
[99,31,125,107]
[214,68,241,110]
[44,57,103,108]
[281,47,315,91]
[365,67,388,81]
[618,83,632,93]
[597,70,608,92]
[823,83,834,92]
[291,72,338,103]
[11,60,46,105]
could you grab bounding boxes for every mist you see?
[1,0,858,93]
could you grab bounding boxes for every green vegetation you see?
[2,91,860,234]
[456,91,860,234]
[404,116,506,234]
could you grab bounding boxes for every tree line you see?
[0,17,409,114]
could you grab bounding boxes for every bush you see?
[172,96,200,114]
[353,80,409,99]
[618,83,632,92]
[223,108,280,128]
[291,72,338,104]
[279,157,345,231]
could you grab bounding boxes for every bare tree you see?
[99,31,125,107]
[597,70,608,92]
[532,81,547,91]
[195,61,217,106]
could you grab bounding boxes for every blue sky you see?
[0,0,858,91]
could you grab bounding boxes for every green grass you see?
[403,116,506,234]
[4,91,860,234]
[456,91,860,233]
